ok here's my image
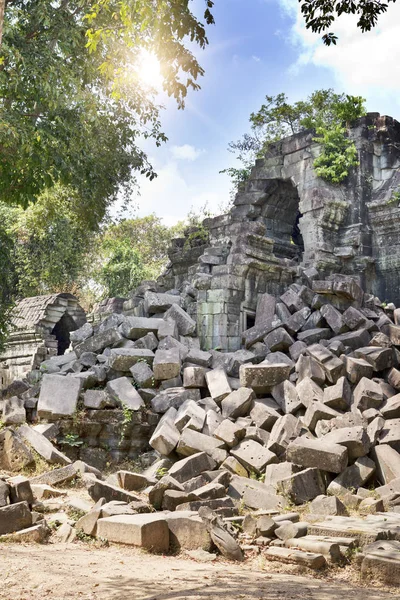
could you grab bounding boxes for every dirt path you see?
[0,542,397,600]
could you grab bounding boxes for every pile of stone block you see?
[3,273,400,579]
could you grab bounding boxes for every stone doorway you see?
[259,179,304,261]
[51,312,78,355]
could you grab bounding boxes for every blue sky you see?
[131,0,400,224]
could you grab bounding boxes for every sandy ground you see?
[0,542,398,600]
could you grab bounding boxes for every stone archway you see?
[258,179,304,261]
[51,312,79,355]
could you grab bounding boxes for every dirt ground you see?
[0,542,398,600]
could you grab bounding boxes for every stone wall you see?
[158,113,400,352]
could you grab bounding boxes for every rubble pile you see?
[3,271,400,583]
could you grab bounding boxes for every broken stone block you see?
[289,340,307,361]
[176,429,226,462]
[18,425,71,465]
[213,419,245,448]
[323,377,351,411]
[353,377,383,411]
[354,346,395,372]
[323,426,370,462]
[386,367,400,391]
[174,400,206,432]
[320,304,347,334]
[231,439,277,474]
[296,355,325,386]
[193,482,226,501]
[330,328,371,351]
[149,407,180,456]
[268,414,300,455]
[239,362,291,394]
[132,332,159,351]
[7,476,33,506]
[221,387,255,420]
[345,357,374,385]
[297,328,332,345]
[0,501,32,535]
[0,429,34,472]
[2,397,26,425]
[244,426,269,446]
[264,327,294,352]
[31,483,66,500]
[183,366,207,388]
[205,369,231,404]
[144,291,181,315]
[83,390,114,410]
[96,513,169,551]
[164,304,196,336]
[287,437,348,474]
[228,475,283,511]
[168,452,217,483]
[249,398,280,431]
[151,387,194,413]
[165,511,212,551]
[148,475,184,510]
[371,444,400,485]
[74,328,123,357]
[296,377,323,408]
[87,479,141,504]
[117,471,156,492]
[108,348,154,371]
[359,497,384,514]
[70,323,93,344]
[118,316,161,340]
[303,402,341,433]
[106,377,144,411]
[309,494,348,517]
[327,456,376,495]
[129,361,155,389]
[0,481,9,507]
[242,315,283,349]
[264,462,298,488]
[153,348,181,381]
[274,521,308,541]
[381,394,400,419]
[202,409,222,436]
[271,380,302,415]
[280,289,305,313]
[285,308,311,336]
[263,546,326,569]
[255,293,276,325]
[277,468,326,504]
[162,490,198,511]
[37,374,82,420]
[30,463,78,487]
[221,456,248,477]
[184,348,212,368]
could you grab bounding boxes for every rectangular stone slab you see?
[96,513,169,551]
[37,374,82,419]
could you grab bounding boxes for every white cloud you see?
[170,144,205,161]
[252,55,261,62]
[279,0,400,114]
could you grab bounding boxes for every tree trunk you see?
[0,0,5,47]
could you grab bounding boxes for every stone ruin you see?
[2,113,400,583]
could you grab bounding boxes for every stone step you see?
[263,546,326,569]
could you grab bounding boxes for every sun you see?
[137,50,163,91]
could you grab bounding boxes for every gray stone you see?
[153,348,181,381]
[346,357,374,385]
[268,414,300,455]
[183,366,207,388]
[96,513,169,551]
[231,440,277,474]
[323,427,370,461]
[37,374,82,420]
[175,400,206,432]
[287,437,348,473]
[184,349,212,368]
[108,348,154,371]
[221,387,255,420]
[239,362,291,394]
[70,323,93,344]
[119,316,161,340]
[371,444,400,485]
[303,402,341,432]
[74,328,123,357]
[149,407,180,456]
[296,377,323,408]
[83,389,115,409]
[205,369,231,404]
[277,468,326,504]
[327,456,376,495]
[165,511,212,551]
[271,380,302,414]
[353,377,383,411]
[264,327,294,352]
[106,377,144,410]
[0,501,32,535]
[2,396,26,425]
[144,291,181,314]
[323,377,351,411]
[18,425,71,465]
[213,419,245,448]
[309,494,348,517]
[176,429,226,462]
[87,479,142,504]
[296,355,325,385]
[320,304,347,334]
[168,452,217,483]
[164,304,196,336]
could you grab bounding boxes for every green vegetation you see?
[223,89,366,192]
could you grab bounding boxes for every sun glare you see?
[137,50,163,91]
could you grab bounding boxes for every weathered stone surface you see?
[176,429,226,461]
[153,348,181,381]
[108,348,154,371]
[83,389,114,409]
[296,377,323,407]
[87,479,142,504]
[309,494,348,517]
[164,304,196,336]
[0,501,32,535]
[371,444,400,485]
[106,377,144,411]
[165,511,212,551]
[353,377,383,411]
[214,419,245,448]
[231,440,277,474]
[271,380,301,414]
[30,464,78,487]
[327,456,376,495]
[168,452,217,483]
[183,366,207,388]
[18,425,71,465]
[149,407,180,456]
[205,369,231,404]
[323,377,351,411]
[119,316,161,340]
[75,328,123,357]
[250,398,281,430]
[268,414,300,455]
[287,437,348,474]
[239,362,291,394]
[2,396,26,425]
[96,513,169,551]
[277,468,326,504]
[263,546,326,569]
[144,292,181,315]
[221,387,255,420]
[323,426,370,461]
[303,402,341,432]
[37,374,82,420]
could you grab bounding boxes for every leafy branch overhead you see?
[300,0,396,45]
[222,89,366,190]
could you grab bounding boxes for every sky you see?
[128,0,400,225]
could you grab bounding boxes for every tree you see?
[91,214,185,298]
[0,1,214,224]
[222,89,366,190]
[299,0,396,45]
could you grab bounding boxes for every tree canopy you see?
[300,0,396,45]
[0,1,214,226]
[222,89,366,190]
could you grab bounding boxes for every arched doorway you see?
[259,179,304,261]
[51,312,78,355]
